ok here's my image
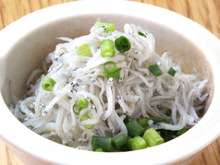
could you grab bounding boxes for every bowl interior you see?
[1,13,213,116]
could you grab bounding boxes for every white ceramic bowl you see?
[0,1,220,165]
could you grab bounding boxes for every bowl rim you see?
[0,1,220,164]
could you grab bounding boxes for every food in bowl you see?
[9,21,208,152]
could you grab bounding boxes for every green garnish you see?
[97,22,115,33]
[126,120,145,137]
[95,148,104,152]
[73,98,89,115]
[177,127,187,136]
[112,134,128,150]
[103,61,117,73]
[92,136,112,152]
[77,98,89,110]
[77,43,91,56]
[143,128,164,147]
[158,129,177,142]
[103,61,121,78]
[165,109,172,116]
[168,67,176,76]
[81,114,95,130]
[73,104,81,115]
[100,39,115,57]
[148,64,163,76]
[123,115,130,124]
[138,118,148,128]
[41,77,56,91]
[115,36,131,53]
[138,31,147,37]
[128,136,147,150]
[104,69,120,78]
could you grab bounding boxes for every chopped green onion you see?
[128,136,147,150]
[143,128,164,147]
[100,39,115,57]
[138,118,148,128]
[123,115,130,124]
[112,134,128,150]
[92,136,112,152]
[120,144,129,151]
[41,77,56,91]
[103,61,117,73]
[126,120,145,137]
[103,61,120,78]
[76,43,91,56]
[97,22,115,33]
[177,127,187,136]
[104,69,120,78]
[81,114,90,120]
[168,67,176,76]
[158,129,176,142]
[157,131,161,135]
[165,109,172,116]
[115,36,131,53]
[148,64,163,76]
[73,98,89,115]
[95,148,104,152]
[77,98,89,110]
[73,104,81,115]
[138,31,147,38]
[81,114,95,129]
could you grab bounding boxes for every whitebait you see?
[11,22,208,151]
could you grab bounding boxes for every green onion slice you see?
[103,61,117,73]
[100,39,115,57]
[73,104,81,115]
[148,64,163,76]
[77,98,89,110]
[165,109,172,116]
[41,77,56,91]
[112,134,128,150]
[104,69,120,78]
[126,120,145,137]
[97,22,115,33]
[157,129,176,142]
[123,115,130,124]
[81,114,95,130]
[92,136,112,152]
[138,31,147,38]
[128,136,147,150]
[77,43,91,56]
[138,118,148,128]
[177,127,187,136]
[95,148,104,152]
[168,67,176,76]
[73,98,89,115]
[115,36,131,53]
[143,128,164,147]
